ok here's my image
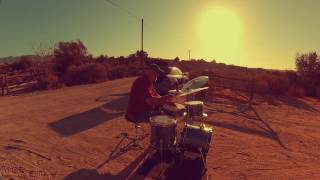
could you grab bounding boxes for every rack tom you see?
[185,101,204,117]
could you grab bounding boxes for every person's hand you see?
[163,94,175,101]
[164,101,176,107]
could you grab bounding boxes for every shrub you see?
[11,56,34,71]
[316,86,320,99]
[268,76,290,95]
[254,79,270,94]
[287,87,305,97]
[53,40,89,76]
[37,73,62,90]
[107,65,129,80]
[64,63,107,85]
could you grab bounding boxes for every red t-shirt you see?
[127,75,159,117]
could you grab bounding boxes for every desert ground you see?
[1,77,320,180]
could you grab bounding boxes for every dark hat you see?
[148,63,165,74]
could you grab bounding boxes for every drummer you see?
[126,64,174,123]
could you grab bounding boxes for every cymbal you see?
[166,67,184,79]
[181,76,209,92]
[176,87,209,97]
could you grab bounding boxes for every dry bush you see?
[64,63,107,85]
[287,87,305,97]
[253,73,290,95]
[53,40,89,76]
[106,65,128,80]
[316,86,320,99]
[11,56,34,71]
[268,75,290,95]
[254,79,270,94]
[105,62,144,80]
[37,73,62,90]
[31,60,63,89]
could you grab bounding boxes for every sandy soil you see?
[0,77,320,180]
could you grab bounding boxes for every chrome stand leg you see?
[133,123,141,147]
[199,148,207,174]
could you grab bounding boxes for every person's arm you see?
[145,94,173,106]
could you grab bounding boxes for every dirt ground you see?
[1,77,320,180]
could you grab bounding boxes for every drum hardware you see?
[146,75,213,176]
[186,113,208,126]
[179,123,213,174]
[162,103,186,118]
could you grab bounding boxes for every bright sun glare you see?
[198,6,243,63]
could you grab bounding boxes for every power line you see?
[103,0,141,21]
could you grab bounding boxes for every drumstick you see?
[176,87,209,97]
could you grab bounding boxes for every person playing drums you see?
[126,64,174,123]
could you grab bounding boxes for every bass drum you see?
[181,124,213,154]
[149,115,177,150]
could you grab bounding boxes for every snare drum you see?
[181,124,213,152]
[185,101,204,117]
[163,103,185,118]
[149,115,177,150]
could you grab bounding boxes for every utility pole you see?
[141,18,144,51]
[188,49,191,60]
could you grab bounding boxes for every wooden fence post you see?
[1,74,3,96]
[5,73,9,95]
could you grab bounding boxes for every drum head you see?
[150,115,176,126]
[163,103,185,111]
[185,101,204,106]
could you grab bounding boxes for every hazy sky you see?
[0,0,319,69]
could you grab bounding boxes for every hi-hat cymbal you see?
[176,87,209,97]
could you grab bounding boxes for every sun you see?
[197,6,243,63]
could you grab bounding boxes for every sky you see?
[0,0,319,70]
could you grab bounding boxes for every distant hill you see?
[0,55,47,64]
[0,56,20,64]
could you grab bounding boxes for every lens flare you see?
[198,6,243,64]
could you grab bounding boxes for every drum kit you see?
[148,73,213,173]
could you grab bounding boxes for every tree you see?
[174,56,180,61]
[295,51,320,96]
[296,52,320,77]
[53,40,88,75]
[135,50,148,60]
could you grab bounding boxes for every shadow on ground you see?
[206,102,288,149]
[134,150,206,180]
[64,148,206,180]
[64,147,150,180]
[49,94,129,136]
[278,96,319,112]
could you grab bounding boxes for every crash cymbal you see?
[181,76,209,92]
